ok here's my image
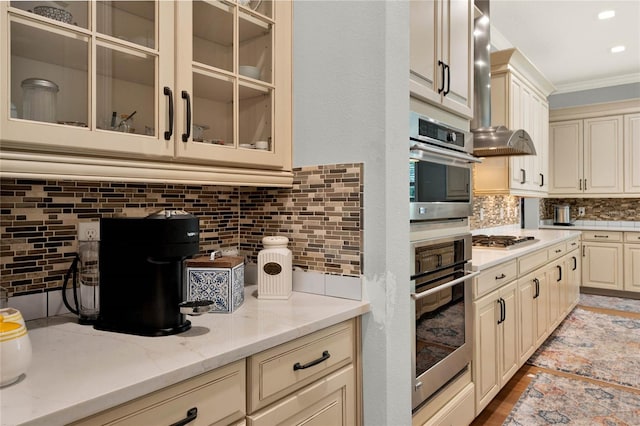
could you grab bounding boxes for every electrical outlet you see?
[578,207,585,216]
[78,221,100,241]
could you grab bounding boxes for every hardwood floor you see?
[470,304,640,426]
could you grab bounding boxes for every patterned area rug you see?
[579,294,640,313]
[503,372,640,425]
[527,308,640,388]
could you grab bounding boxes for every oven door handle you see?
[411,270,480,300]
[410,142,482,165]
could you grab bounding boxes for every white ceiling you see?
[490,0,640,94]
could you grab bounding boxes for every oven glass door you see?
[414,268,466,377]
[410,159,470,204]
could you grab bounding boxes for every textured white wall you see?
[293,1,412,424]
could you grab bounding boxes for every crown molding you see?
[549,73,640,95]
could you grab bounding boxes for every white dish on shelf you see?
[239,143,255,149]
[239,66,261,80]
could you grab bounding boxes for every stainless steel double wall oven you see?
[409,112,480,410]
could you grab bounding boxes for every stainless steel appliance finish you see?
[472,234,538,250]
[410,233,479,410]
[553,204,574,225]
[470,0,536,157]
[410,113,481,222]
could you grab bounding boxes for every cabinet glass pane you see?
[238,11,272,84]
[239,84,272,150]
[193,0,233,72]
[10,20,89,126]
[192,71,234,146]
[10,1,89,29]
[96,45,155,136]
[97,1,156,49]
[238,0,272,19]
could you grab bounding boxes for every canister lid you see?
[21,78,59,92]
[186,255,244,268]
[262,236,289,247]
[0,314,22,333]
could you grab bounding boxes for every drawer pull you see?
[594,235,609,238]
[293,350,331,371]
[495,273,506,280]
[555,249,562,253]
[170,407,198,426]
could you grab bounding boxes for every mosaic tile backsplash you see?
[541,198,640,221]
[0,164,363,298]
[470,195,521,230]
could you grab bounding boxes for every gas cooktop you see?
[472,235,538,250]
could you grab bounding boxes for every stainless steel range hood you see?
[471,0,535,157]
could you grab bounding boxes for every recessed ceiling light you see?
[611,45,625,53]
[598,10,615,20]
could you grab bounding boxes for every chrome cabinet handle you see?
[293,350,330,371]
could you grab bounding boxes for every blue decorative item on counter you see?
[185,255,245,313]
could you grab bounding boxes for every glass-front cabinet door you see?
[1,1,291,176]
[1,1,173,158]
[174,0,291,169]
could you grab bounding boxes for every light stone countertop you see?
[1,286,370,426]
[472,225,582,271]
[539,219,640,232]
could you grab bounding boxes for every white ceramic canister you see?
[0,311,32,387]
[257,236,292,299]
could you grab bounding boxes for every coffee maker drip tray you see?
[94,319,192,337]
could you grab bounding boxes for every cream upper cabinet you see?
[0,1,293,186]
[410,0,474,119]
[549,100,640,197]
[625,113,640,193]
[473,49,554,196]
[550,116,623,195]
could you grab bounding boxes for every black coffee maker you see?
[95,210,206,336]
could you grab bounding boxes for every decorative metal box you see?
[185,256,245,313]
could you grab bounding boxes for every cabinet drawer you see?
[547,242,566,260]
[624,232,640,243]
[73,360,246,426]
[247,319,355,413]
[566,237,580,251]
[247,365,355,426]
[518,249,548,276]
[474,260,517,299]
[582,230,622,242]
[423,383,474,426]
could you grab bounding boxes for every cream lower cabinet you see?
[517,269,548,365]
[72,360,247,426]
[474,236,581,417]
[73,319,359,426]
[624,232,640,292]
[473,272,518,415]
[581,231,624,291]
[246,320,357,425]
